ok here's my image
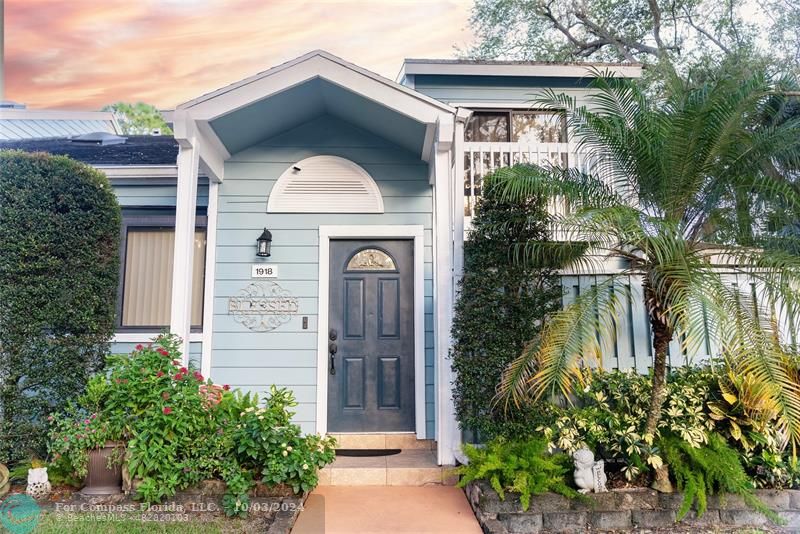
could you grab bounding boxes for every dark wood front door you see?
[327,239,415,432]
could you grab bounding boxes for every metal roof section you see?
[0,108,122,140]
[398,58,643,81]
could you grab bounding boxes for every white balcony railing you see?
[463,141,581,217]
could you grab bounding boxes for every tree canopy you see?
[463,0,799,79]
[102,102,172,135]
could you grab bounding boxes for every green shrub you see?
[0,150,121,464]
[231,386,336,495]
[451,178,562,441]
[456,437,579,510]
[659,433,780,522]
[707,366,800,488]
[46,335,336,517]
[542,368,714,480]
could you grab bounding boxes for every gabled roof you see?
[173,50,458,160]
[177,49,456,116]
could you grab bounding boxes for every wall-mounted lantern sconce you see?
[256,228,272,258]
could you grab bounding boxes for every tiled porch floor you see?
[319,449,457,486]
[292,486,482,534]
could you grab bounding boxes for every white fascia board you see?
[95,165,178,179]
[176,51,456,124]
[402,61,643,79]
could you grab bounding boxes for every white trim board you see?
[112,333,203,343]
[200,181,219,378]
[316,225,427,440]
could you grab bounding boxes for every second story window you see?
[465,110,566,143]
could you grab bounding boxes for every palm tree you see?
[493,72,800,444]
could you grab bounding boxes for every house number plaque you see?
[228,281,299,332]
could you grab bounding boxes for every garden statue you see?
[0,463,9,497]
[26,464,51,499]
[573,448,607,493]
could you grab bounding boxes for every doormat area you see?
[335,449,401,457]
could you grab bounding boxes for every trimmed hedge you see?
[0,150,121,464]
[451,179,562,441]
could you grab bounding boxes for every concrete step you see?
[319,449,458,487]
[328,432,435,450]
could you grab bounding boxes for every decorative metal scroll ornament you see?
[228,282,299,332]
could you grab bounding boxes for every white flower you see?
[240,412,245,416]
[282,450,288,457]
[302,464,308,470]
[286,446,293,452]
[246,407,255,412]
[258,415,264,420]
[281,443,287,448]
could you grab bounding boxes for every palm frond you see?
[496,276,626,407]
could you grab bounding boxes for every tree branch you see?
[648,0,666,52]
[682,6,732,54]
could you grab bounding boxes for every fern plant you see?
[659,433,781,523]
[455,437,579,510]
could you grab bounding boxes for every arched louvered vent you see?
[267,156,384,213]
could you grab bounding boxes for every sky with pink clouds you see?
[3,0,474,110]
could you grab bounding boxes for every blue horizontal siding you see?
[113,181,208,208]
[210,114,435,435]
[413,75,597,108]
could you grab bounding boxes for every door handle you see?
[329,341,337,375]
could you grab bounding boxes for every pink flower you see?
[174,373,183,381]
[84,419,90,425]
[163,407,172,415]
[180,367,188,374]
[156,371,164,378]
[135,344,143,351]
[172,360,180,366]
[223,384,230,391]
[193,371,203,381]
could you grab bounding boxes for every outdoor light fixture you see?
[256,228,272,258]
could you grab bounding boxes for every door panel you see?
[328,240,415,432]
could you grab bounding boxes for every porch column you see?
[432,128,458,465]
[170,135,200,361]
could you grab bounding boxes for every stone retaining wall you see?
[16,480,305,534]
[465,480,800,533]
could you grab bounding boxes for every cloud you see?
[4,0,473,109]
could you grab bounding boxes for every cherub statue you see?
[573,448,608,494]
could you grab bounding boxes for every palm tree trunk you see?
[645,318,673,437]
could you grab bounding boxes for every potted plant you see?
[0,463,9,497]
[47,410,124,494]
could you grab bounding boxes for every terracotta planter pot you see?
[81,441,123,495]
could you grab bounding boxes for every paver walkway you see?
[292,486,482,534]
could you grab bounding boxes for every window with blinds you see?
[121,228,206,328]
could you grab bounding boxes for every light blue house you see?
[2,51,643,465]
